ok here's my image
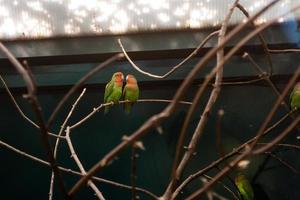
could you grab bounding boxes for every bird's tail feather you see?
[104,106,110,114]
[124,103,132,114]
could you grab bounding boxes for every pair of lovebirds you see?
[103,72,139,114]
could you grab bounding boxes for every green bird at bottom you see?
[103,72,124,114]
[290,82,300,111]
[235,173,254,200]
[123,74,139,114]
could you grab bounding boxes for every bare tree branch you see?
[242,52,293,112]
[0,75,61,139]
[49,88,86,200]
[118,30,219,78]
[264,152,300,175]
[236,2,274,75]
[66,127,106,199]
[268,48,300,53]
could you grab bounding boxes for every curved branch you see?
[236,3,274,75]
[118,31,219,79]
[0,75,62,139]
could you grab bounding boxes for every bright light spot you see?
[189,8,216,28]
[174,8,185,16]
[0,18,16,36]
[26,1,44,12]
[182,2,189,10]
[137,0,168,10]
[238,160,250,169]
[109,9,129,33]
[74,9,87,17]
[64,23,80,34]
[142,7,150,13]
[278,17,285,23]
[254,17,267,25]
[0,6,9,17]
[158,13,170,23]
[150,23,157,29]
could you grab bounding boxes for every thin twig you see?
[0,75,62,139]
[201,177,229,200]
[49,88,86,200]
[221,76,265,85]
[68,0,282,195]
[203,174,239,200]
[0,42,69,199]
[66,127,106,200]
[243,52,300,135]
[242,52,292,112]
[257,143,300,150]
[216,109,225,159]
[264,152,300,175]
[250,67,300,150]
[0,139,159,200]
[253,116,300,154]
[268,48,300,53]
[47,53,124,129]
[70,99,192,130]
[236,2,274,75]
[118,31,219,79]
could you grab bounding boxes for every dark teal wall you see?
[0,81,299,200]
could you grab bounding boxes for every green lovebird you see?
[123,74,139,114]
[235,173,254,200]
[103,72,124,114]
[290,82,300,111]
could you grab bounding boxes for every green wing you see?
[104,80,114,103]
[107,85,122,103]
[124,86,139,101]
[290,87,300,110]
[124,85,139,114]
[235,173,254,200]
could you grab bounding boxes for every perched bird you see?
[290,82,300,111]
[123,74,139,114]
[103,72,124,114]
[235,173,254,200]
